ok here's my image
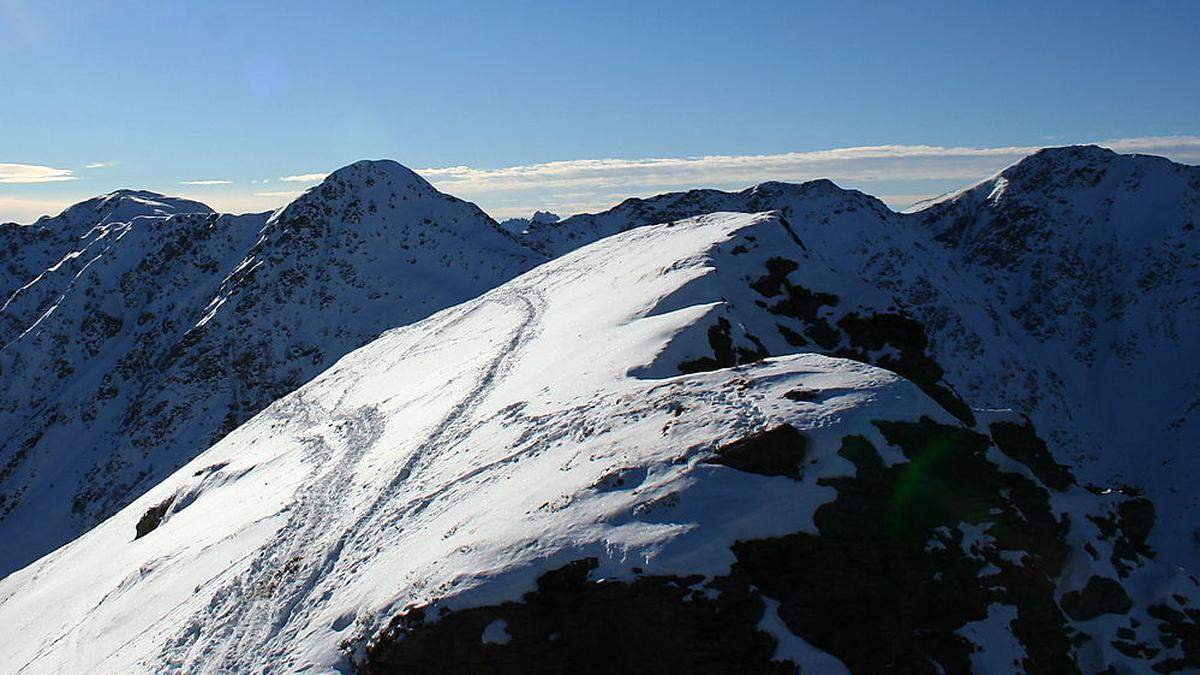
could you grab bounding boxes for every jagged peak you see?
[93,189,212,211]
[1019,144,1117,165]
[750,178,839,193]
[733,179,896,221]
[599,178,884,218]
[264,158,530,252]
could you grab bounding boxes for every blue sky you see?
[2,0,1198,222]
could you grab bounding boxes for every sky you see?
[2,0,1198,223]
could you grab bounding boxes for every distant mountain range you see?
[1,146,1197,673]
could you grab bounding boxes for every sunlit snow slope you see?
[2,212,1195,674]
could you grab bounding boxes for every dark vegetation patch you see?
[834,313,975,426]
[704,424,807,479]
[359,558,793,675]
[744,258,975,426]
[989,419,1075,491]
[782,388,818,402]
[1060,576,1132,620]
[1088,494,1157,578]
[134,496,174,539]
[774,323,807,347]
[1145,603,1200,672]
[749,258,840,350]
[730,418,1075,673]
[359,418,1092,674]
[750,258,839,319]
[678,317,768,374]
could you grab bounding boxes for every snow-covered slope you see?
[518,147,1200,572]
[0,162,542,576]
[1,212,1196,674]
[1,190,213,338]
[910,147,1200,557]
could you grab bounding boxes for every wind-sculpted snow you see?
[0,162,541,576]
[1,213,1196,674]
[519,146,1200,572]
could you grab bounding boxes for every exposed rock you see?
[704,424,807,479]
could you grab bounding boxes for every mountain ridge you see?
[0,160,543,575]
[2,209,1196,673]
[0,147,1198,672]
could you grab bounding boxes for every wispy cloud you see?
[84,161,114,169]
[179,179,233,185]
[279,173,327,183]
[5,136,1199,224]
[418,145,1037,196]
[417,136,1200,217]
[0,196,71,223]
[419,137,1200,196]
[0,162,76,184]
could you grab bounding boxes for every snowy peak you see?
[308,158,439,202]
[904,146,1200,568]
[271,158,515,243]
[520,178,892,258]
[0,159,543,578]
[38,189,214,232]
[912,144,1200,246]
[747,177,886,207]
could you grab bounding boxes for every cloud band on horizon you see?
[413,135,1200,217]
[4,135,1200,222]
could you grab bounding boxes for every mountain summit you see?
[0,159,542,576]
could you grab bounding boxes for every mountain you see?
[517,146,1200,572]
[498,210,560,235]
[1,210,1195,674]
[0,161,542,576]
[2,147,1198,673]
[911,147,1200,561]
[1,190,213,338]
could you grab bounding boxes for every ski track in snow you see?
[155,288,545,671]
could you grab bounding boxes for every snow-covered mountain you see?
[2,210,1196,673]
[0,161,541,576]
[498,210,560,235]
[518,146,1200,573]
[1,190,213,338]
[911,147,1200,562]
[1,147,1198,673]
